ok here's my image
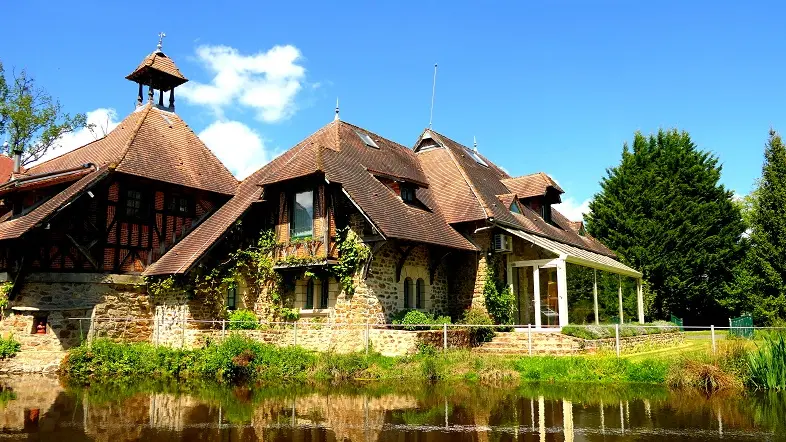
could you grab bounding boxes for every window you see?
[416,278,425,309]
[306,279,314,309]
[320,279,330,309]
[125,189,145,218]
[168,195,192,215]
[226,286,237,310]
[466,147,488,166]
[403,277,412,309]
[32,316,48,335]
[290,191,314,239]
[541,203,552,224]
[401,186,416,203]
[355,130,379,149]
[510,202,521,214]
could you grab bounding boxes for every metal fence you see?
[65,316,786,358]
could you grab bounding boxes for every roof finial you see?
[473,136,478,153]
[334,97,340,121]
[156,32,166,53]
[429,63,438,129]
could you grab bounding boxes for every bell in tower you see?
[125,33,188,111]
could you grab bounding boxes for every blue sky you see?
[3,1,784,220]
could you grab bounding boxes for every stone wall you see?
[0,273,152,351]
[475,330,685,355]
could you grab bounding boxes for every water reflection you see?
[0,376,783,441]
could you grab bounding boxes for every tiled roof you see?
[416,129,615,257]
[501,172,564,198]
[149,120,478,274]
[0,156,14,183]
[27,104,238,195]
[0,166,110,240]
[126,51,188,86]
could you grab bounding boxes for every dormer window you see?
[401,186,416,204]
[541,203,553,224]
[510,202,521,214]
[355,131,379,149]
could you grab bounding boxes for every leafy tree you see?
[726,130,786,324]
[0,61,87,166]
[585,129,745,323]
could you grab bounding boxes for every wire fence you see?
[64,317,786,357]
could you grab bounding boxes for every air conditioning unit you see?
[492,233,513,253]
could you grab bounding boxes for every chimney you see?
[12,150,21,174]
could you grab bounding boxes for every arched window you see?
[403,277,412,309]
[320,278,330,309]
[306,278,314,309]
[416,278,425,309]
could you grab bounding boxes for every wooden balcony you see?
[272,237,339,269]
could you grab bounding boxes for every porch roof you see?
[502,227,642,278]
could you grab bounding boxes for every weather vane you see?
[157,32,166,52]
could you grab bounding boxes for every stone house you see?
[0,40,643,353]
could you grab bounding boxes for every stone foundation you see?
[475,331,685,355]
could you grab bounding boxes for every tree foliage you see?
[0,61,87,166]
[726,130,786,324]
[585,129,745,323]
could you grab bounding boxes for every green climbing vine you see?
[483,254,515,325]
[145,225,370,321]
[0,282,12,313]
[331,226,370,296]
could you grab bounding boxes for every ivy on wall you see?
[146,225,370,321]
[483,254,515,325]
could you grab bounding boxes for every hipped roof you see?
[145,120,478,276]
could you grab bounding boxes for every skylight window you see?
[355,131,379,149]
[466,148,488,166]
[510,202,521,214]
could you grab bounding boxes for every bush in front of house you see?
[227,309,258,330]
[0,334,20,359]
[562,321,679,340]
[391,310,452,331]
[459,308,496,345]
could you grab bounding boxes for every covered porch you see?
[502,228,643,329]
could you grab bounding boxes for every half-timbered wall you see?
[0,174,226,274]
[272,181,338,262]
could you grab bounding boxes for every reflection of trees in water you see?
[0,377,783,440]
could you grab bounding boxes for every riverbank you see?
[57,333,785,393]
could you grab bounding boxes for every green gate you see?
[729,315,754,338]
[670,315,684,331]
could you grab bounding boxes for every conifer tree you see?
[585,129,745,323]
[727,130,786,324]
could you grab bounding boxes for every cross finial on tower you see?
[156,32,166,53]
[334,98,340,121]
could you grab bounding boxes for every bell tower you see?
[125,33,188,111]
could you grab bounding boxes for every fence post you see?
[443,323,447,351]
[615,324,620,357]
[222,320,226,339]
[711,324,716,355]
[89,315,95,347]
[366,323,370,355]
[293,322,298,347]
[181,311,186,349]
[528,323,532,356]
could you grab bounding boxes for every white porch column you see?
[593,269,599,325]
[618,275,624,324]
[637,278,644,324]
[533,266,541,328]
[557,258,568,327]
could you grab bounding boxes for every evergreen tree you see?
[585,129,745,323]
[727,130,786,324]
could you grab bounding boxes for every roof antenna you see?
[334,97,340,121]
[473,136,478,153]
[429,63,438,129]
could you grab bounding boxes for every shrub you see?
[460,308,496,345]
[667,358,743,394]
[562,321,678,340]
[0,334,20,359]
[392,310,451,331]
[227,309,258,330]
[483,269,515,325]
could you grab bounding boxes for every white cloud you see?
[179,44,306,123]
[198,120,273,180]
[31,108,120,166]
[554,197,591,222]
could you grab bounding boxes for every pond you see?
[0,376,783,441]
